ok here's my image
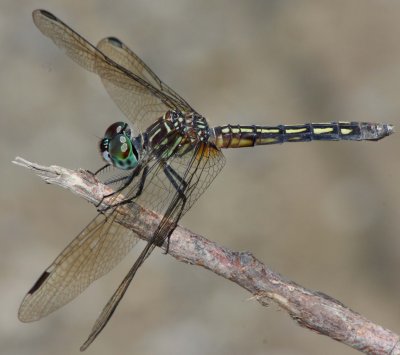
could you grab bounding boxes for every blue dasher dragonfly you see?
[19,9,394,351]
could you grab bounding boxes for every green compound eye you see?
[108,134,138,169]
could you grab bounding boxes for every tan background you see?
[2,1,400,354]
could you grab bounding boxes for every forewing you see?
[32,10,193,135]
[97,37,192,108]
[96,37,194,132]
[18,211,139,322]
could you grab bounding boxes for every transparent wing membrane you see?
[18,212,139,322]
[81,142,225,350]
[96,37,194,129]
[32,10,194,135]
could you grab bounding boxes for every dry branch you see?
[13,156,400,354]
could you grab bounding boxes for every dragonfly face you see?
[100,121,140,169]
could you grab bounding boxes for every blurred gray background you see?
[2,1,400,354]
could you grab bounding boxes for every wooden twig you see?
[13,156,400,354]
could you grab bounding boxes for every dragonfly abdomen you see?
[211,122,393,148]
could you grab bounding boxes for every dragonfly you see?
[19,9,394,351]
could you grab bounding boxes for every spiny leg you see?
[86,163,110,177]
[163,163,188,194]
[107,165,149,209]
[97,165,145,210]
[103,174,130,187]
[161,163,188,253]
[84,164,111,187]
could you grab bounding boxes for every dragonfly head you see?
[99,122,139,170]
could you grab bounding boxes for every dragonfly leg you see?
[99,166,149,212]
[86,163,110,177]
[162,163,188,253]
[103,175,130,187]
[163,163,188,193]
[96,166,142,209]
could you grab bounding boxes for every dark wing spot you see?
[28,271,50,294]
[39,9,58,21]
[107,37,123,48]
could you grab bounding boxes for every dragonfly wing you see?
[17,135,166,323]
[18,211,139,322]
[81,142,226,350]
[80,240,157,351]
[32,10,102,73]
[32,10,192,135]
[96,37,192,109]
[96,37,194,131]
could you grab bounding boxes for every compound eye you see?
[104,122,131,139]
[108,134,138,170]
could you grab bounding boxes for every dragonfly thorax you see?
[99,121,141,170]
[164,110,210,142]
